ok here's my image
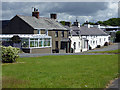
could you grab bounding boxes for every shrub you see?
[97,45,101,48]
[1,46,20,63]
[104,42,109,46]
[11,35,21,43]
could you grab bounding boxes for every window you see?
[30,40,34,47]
[30,38,38,47]
[100,39,101,42]
[21,38,29,48]
[61,42,67,49]
[35,39,38,47]
[61,31,64,37]
[55,41,58,48]
[38,30,41,34]
[44,38,50,47]
[84,41,88,48]
[91,41,92,44]
[45,30,48,35]
[78,42,80,48]
[39,39,43,47]
[55,31,58,37]
[104,38,106,41]
[73,42,76,49]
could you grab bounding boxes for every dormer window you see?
[61,31,64,37]
[55,31,58,37]
[45,30,48,35]
[38,29,41,34]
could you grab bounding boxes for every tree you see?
[60,21,65,26]
[115,31,120,42]
[11,35,21,43]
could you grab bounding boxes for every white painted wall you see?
[69,35,109,53]
[69,36,82,53]
[82,35,109,49]
[69,36,89,53]
[81,39,88,52]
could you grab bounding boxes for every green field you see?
[2,55,118,88]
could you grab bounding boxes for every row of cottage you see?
[1,9,109,53]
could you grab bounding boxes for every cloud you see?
[1,2,118,24]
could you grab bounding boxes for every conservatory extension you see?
[0,34,52,53]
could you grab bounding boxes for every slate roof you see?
[70,26,108,36]
[17,15,67,30]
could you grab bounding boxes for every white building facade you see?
[69,25,109,53]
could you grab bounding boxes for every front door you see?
[61,41,69,53]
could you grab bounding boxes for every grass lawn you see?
[2,55,118,88]
[88,49,120,53]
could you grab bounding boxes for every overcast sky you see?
[2,2,119,24]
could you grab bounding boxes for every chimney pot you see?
[32,8,39,19]
[50,13,57,19]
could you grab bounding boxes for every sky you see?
[1,2,119,24]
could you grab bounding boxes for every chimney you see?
[65,22,71,27]
[50,13,57,19]
[32,8,39,19]
[73,19,80,28]
[84,21,90,28]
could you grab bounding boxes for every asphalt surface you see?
[108,78,120,89]
[87,43,119,52]
[19,52,115,57]
[19,43,119,57]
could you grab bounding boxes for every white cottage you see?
[69,25,109,53]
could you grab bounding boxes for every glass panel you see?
[48,41,50,46]
[44,38,50,47]
[21,40,29,48]
[44,39,47,46]
[30,38,34,40]
[35,40,38,47]
[35,38,38,40]
[30,41,34,47]
[39,40,43,47]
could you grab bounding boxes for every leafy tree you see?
[11,35,21,43]
[115,31,120,42]
[97,18,120,26]
[60,21,66,26]
[97,21,103,24]
[83,18,120,26]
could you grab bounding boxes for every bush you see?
[97,45,101,48]
[1,46,20,63]
[104,42,109,46]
